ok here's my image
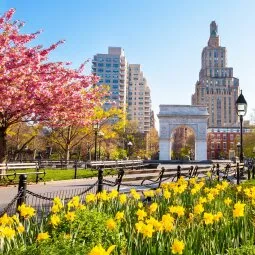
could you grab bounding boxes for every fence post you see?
[177,165,181,180]
[252,165,255,179]
[236,163,240,185]
[16,174,27,212]
[248,164,251,180]
[117,169,125,192]
[35,160,40,184]
[74,160,77,179]
[97,167,103,193]
[158,167,165,188]
[216,163,220,181]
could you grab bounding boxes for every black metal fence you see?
[1,161,255,218]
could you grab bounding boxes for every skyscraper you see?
[92,47,128,111]
[127,64,152,133]
[92,47,153,133]
[192,21,239,127]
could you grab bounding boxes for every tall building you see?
[92,47,153,133]
[92,47,128,111]
[192,21,239,127]
[127,64,152,133]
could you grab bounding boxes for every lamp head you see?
[235,90,247,116]
[127,141,133,147]
[93,122,99,130]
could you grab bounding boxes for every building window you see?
[105,79,110,83]
[106,63,111,67]
[112,80,118,83]
[113,64,119,68]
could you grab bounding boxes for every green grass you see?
[242,178,255,187]
[0,168,117,186]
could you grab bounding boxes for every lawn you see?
[0,168,117,186]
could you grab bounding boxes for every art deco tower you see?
[192,21,239,127]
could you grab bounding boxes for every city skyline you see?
[1,1,255,129]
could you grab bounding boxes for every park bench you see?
[103,165,213,193]
[0,162,45,185]
[213,162,245,182]
[88,160,147,170]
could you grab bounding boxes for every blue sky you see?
[1,0,255,127]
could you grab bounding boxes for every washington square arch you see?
[158,105,209,160]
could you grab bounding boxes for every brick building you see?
[207,127,252,160]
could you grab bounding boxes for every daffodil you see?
[17,204,35,219]
[171,239,185,254]
[136,209,147,220]
[106,218,116,230]
[115,211,124,221]
[203,212,214,225]
[224,197,232,206]
[37,232,50,242]
[194,204,204,215]
[233,201,246,218]
[65,211,75,222]
[50,214,61,227]
[89,244,116,255]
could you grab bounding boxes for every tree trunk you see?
[0,127,7,163]
[64,126,72,162]
[65,144,70,161]
[0,127,7,178]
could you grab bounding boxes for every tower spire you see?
[208,21,220,47]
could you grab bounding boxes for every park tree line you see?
[0,9,158,162]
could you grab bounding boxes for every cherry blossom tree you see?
[0,9,107,162]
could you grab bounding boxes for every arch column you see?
[159,138,170,160]
[195,140,207,160]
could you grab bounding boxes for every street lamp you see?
[93,122,99,161]
[235,90,247,163]
[127,141,133,159]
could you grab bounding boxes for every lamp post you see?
[236,142,241,161]
[98,131,104,160]
[235,90,247,163]
[235,90,247,184]
[93,122,99,161]
[127,141,133,159]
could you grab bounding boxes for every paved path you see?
[0,164,213,211]
[0,177,105,211]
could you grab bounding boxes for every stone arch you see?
[158,105,209,160]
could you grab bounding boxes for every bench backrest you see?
[88,160,144,169]
[0,163,38,170]
[116,165,213,191]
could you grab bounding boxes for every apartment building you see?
[92,47,128,111]
[127,64,152,133]
[92,47,152,133]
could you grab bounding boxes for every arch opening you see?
[170,126,195,160]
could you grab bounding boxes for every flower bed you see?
[1,177,255,254]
